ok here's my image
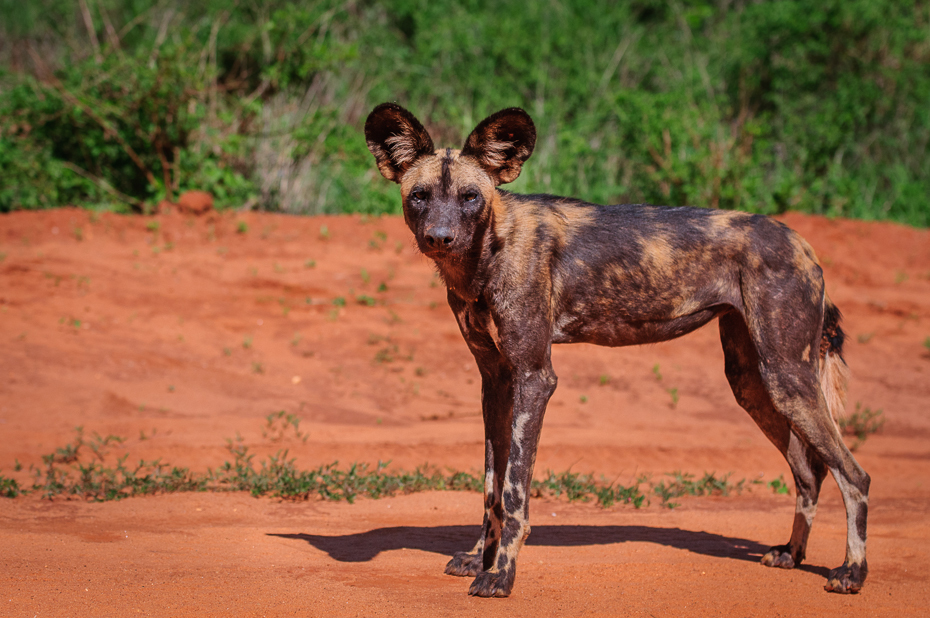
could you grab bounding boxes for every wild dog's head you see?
[365,103,535,260]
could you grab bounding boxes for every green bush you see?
[0,0,927,225]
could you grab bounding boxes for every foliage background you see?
[1,0,928,225]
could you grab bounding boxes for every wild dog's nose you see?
[424,227,455,249]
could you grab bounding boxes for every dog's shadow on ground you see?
[268,525,830,578]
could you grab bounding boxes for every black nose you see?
[424,227,455,249]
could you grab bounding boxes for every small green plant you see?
[251,362,264,374]
[579,395,588,403]
[768,474,791,495]
[838,403,885,451]
[262,411,309,443]
[146,220,161,233]
[923,336,930,353]
[73,226,83,241]
[375,345,399,363]
[291,332,302,347]
[319,225,330,240]
[242,336,253,350]
[360,268,370,284]
[652,471,746,509]
[273,263,285,273]
[0,474,22,498]
[304,260,316,269]
[356,295,377,306]
[377,282,388,292]
[599,374,610,386]
[333,297,346,307]
[532,470,646,508]
[857,332,874,344]
[223,347,232,356]
[236,221,249,234]
[652,363,662,381]
[667,387,679,408]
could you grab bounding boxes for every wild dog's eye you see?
[411,190,428,202]
[462,191,478,203]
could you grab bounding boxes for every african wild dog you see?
[365,103,870,598]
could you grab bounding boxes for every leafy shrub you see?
[0,0,927,225]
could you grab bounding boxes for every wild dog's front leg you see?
[468,363,557,598]
[445,370,513,577]
[445,297,514,578]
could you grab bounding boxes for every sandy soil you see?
[0,207,928,617]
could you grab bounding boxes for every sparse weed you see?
[599,374,610,386]
[838,403,885,451]
[375,345,399,363]
[0,475,22,498]
[319,225,330,240]
[236,221,249,234]
[652,363,662,381]
[304,260,316,269]
[251,362,264,374]
[242,336,253,349]
[262,411,309,443]
[652,471,746,509]
[532,470,646,508]
[768,474,790,495]
[2,426,781,508]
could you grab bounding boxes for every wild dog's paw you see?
[468,569,515,598]
[445,551,482,577]
[761,544,797,569]
[824,562,867,594]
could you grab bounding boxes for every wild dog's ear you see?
[461,108,536,185]
[365,103,435,183]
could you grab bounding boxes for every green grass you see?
[838,403,886,451]
[0,425,795,508]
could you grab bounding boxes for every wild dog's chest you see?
[453,297,502,346]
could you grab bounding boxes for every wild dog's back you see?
[487,194,824,347]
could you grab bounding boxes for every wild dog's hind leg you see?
[761,362,870,593]
[739,291,869,593]
[719,313,828,569]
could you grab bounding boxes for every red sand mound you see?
[0,208,928,616]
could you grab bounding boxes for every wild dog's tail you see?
[820,297,850,428]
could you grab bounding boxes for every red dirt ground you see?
[1,208,928,617]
